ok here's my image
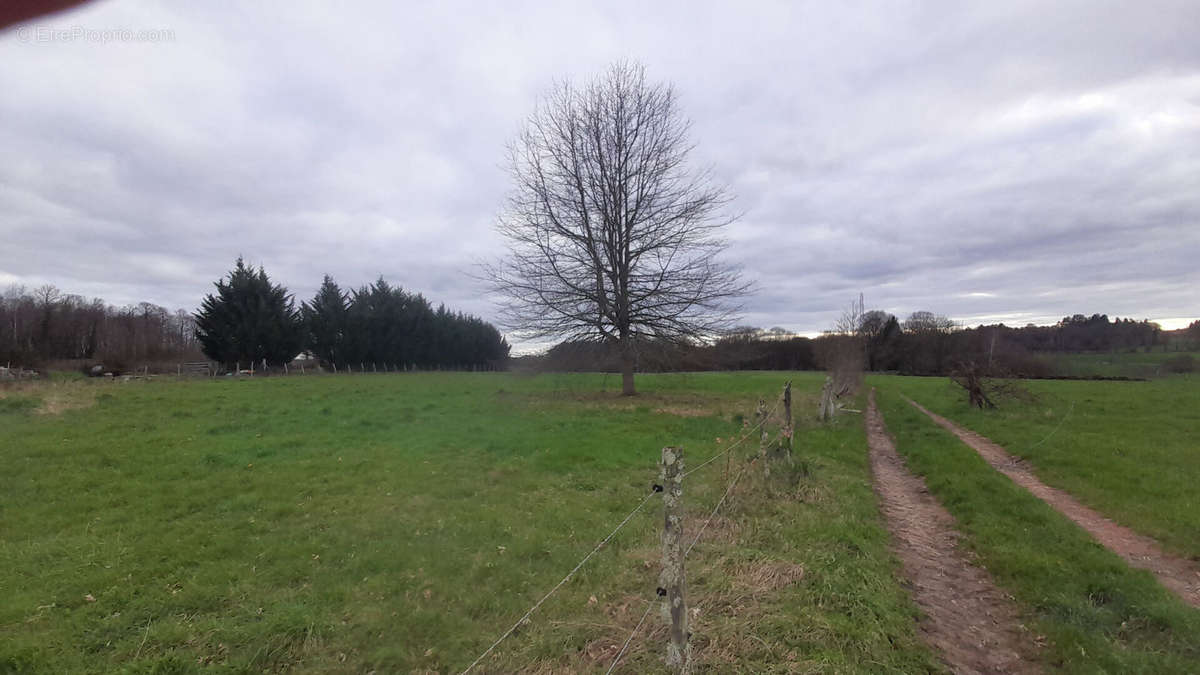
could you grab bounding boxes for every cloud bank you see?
[1,0,1197,346]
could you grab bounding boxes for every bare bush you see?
[950,360,1032,409]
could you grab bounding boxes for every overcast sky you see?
[2,1,1197,349]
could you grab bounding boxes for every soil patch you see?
[907,397,1200,608]
[867,391,1040,674]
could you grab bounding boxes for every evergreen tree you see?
[301,273,509,371]
[302,275,348,368]
[195,258,304,369]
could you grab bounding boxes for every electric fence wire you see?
[604,597,659,674]
[459,488,659,674]
[463,385,789,673]
[685,464,750,559]
[683,396,783,479]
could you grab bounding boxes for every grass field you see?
[1,372,938,673]
[5,371,1198,673]
[1049,350,1199,378]
[876,374,1200,558]
[871,377,1200,673]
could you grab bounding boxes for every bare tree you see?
[484,62,748,395]
[818,294,865,407]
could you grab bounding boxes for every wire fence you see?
[460,381,794,673]
[458,488,660,675]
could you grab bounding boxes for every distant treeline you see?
[2,260,510,373]
[521,313,1198,376]
[0,285,199,368]
[194,260,509,371]
[853,311,1178,376]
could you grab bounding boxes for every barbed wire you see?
[459,488,659,674]
[604,597,659,674]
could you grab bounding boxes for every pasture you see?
[1,372,934,673]
[2,371,1197,673]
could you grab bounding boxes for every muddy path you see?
[906,397,1200,608]
[866,391,1040,674]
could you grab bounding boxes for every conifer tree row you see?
[193,260,509,370]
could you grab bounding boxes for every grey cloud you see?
[1,0,1197,346]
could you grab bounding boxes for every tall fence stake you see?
[660,447,690,673]
[783,381,793,465]
[756,399,770,477]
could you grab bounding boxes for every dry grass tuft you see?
[653,404,712,417]
[1,379,101,415]
[36,384,99,415]
[732,559,806,595]
[522,390,726,419]
[685,512,741,548]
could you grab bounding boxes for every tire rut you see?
[906,397,1200,608]
[866,390,1040,674]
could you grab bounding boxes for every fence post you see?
[757,399,770,477]
[300,363,305,375]
[284,363,289,375]
[660,446,690,673]
[819,376,835,421]
[783,381,793,465]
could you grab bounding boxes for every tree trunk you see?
[620,337,636,396]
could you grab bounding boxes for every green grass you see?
[876,374,1200,559]
[1,372,937,673]
[1050,350,1200,378]
[871,381,1200,673]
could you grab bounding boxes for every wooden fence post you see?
[660,446,690,673]
[783,381,793,464]
[757,399,770,477]
[819,376,835,421]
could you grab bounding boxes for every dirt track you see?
[907,398,1200,608]
[866,391,1040,674]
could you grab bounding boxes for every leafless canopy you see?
[484,62,748,393]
